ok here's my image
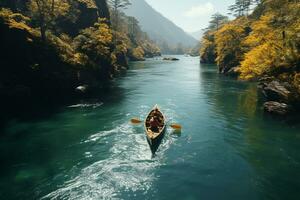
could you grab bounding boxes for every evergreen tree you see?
[107,0,131,33]
[208,13,229,31]
[228,0,253,17]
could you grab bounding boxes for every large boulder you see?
[163,57,180,61]
[264,101,291,115]
[260,80,291,102]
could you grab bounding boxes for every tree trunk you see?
[40,24,46,41]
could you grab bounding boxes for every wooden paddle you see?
[170,123,182,130]
[130,118,142,124]
[130,118,182,130]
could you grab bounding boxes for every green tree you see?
[107,0,131,39]
[208,13,229,31]
[127,16,140,45]
[228,0,253,17]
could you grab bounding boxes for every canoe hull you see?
[144,105,166,154]
[146,126,166,154]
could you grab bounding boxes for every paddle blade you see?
[131,118,142,124]
[170,124,182,130]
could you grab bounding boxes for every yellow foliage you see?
[293,73,300,94]
[215,21,247,69]
[140,42,160,55]
[114,31,129,54]
[0,8,39,36]
[239,42,282,80]
[47,32,76,63]
[74,18,114,68]
[132,46,145,60]
[27,0,71,37]
[239,3,300,81]
[199,31,216,63]
[243,14,277,48]
[77,0,97,8]
[28,0,70,20]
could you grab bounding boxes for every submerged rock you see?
[264,101,291,115]
[226,67,240,77]
[163,57,180,61]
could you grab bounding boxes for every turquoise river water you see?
[1,56,300,200]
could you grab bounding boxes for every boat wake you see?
[42,122,168,199]
[68,102,103,109]
[42,104,180,199]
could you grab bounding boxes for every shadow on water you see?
[0,80,130,199]
[200,64,300,200]
[0,81,127,134]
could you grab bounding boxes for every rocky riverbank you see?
[259,79,300,116]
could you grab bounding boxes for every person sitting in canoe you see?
[152,109,163,122]
[149,116,160,132]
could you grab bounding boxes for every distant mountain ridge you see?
[125,0,197,51]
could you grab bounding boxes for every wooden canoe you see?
[144,105,166,148]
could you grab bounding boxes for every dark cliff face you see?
[0,18,78,98]
[0,17,79,123]
[75,0,111,30]
[95,0,110,21]
[58,0,111,36]
[0,0,111,36]
[0,0,116,125]
[0,0,30,12]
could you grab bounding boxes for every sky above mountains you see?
[145,0,235,32]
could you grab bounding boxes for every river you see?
[1,56,300,200]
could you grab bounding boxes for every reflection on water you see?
[200,64,300,200]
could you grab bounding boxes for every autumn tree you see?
[27,0,70,41]
[200,32,216,63]
[239,1,300,80]
[215,18,248,73]
[200,13,228,63]
[74,18,114,78]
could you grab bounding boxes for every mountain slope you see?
[189,30,204,41]
[125,0,197,50]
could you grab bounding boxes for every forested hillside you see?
[0,0,160,122]
[200,0,300,115]
[125,0,197,54]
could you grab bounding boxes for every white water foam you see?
[43,104,181,199]
[43,123,165,200]
[68,103,103,109]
